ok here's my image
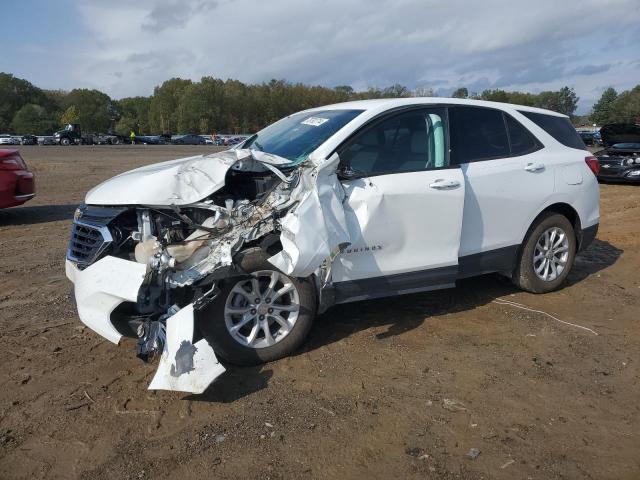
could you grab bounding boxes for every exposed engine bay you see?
[65,149,350,393]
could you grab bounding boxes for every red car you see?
[0,149,35,208]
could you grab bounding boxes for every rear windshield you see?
[519,111,585,150]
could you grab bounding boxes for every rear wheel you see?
[513,213,576,293]
[198,248,316,366]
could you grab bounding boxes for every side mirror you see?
[337,164,360,180]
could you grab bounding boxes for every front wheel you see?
[198,248,317,366]
[513,213,576,293]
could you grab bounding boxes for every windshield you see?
[242,109,363,164]
[612,143,640,150]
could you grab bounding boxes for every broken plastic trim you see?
[148,304,226,393]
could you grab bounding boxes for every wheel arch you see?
[522,202,582,252]
[237,233,323,305]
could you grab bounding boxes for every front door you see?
[330,107,465,302]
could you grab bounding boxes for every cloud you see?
[142,0,218,32]
[568,64,612,76]
[8,0,640,113]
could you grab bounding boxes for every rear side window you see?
[505,114,542,156]
[449,107,510,164]
[519,111,585,150]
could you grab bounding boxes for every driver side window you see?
[340,108,449,176]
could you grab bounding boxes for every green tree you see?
[382,84,410,98]
[590,87,618,125]
[451,87,468,99]
[60,89,113,132]
[115,96,152,134]
[0,72,57,132]
[11,104,58,134]
[114,117,137,136]
[535,86,578,116]
[480,89,509,103]
[60,105,80,125]
[608,85,640,123]
[334,85,354,100]
[149,78,192,134]
[557,86,579,117]
[8,71,631,137]
[506,91,536,106]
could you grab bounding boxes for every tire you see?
[513,213,576,293]
[198,248,317,366]
[111,138,121,145]
[60,137,71,146]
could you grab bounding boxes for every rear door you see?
[331,107,465,301]
[449,106,554,267]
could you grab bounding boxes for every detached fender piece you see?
[66,257,147,344]
[269,153,350,277]
[148,304,226,393]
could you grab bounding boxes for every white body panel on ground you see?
[148,304,226,394]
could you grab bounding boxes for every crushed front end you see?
[65,150,349,393]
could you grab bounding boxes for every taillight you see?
[585,156,600,176]
[0,153,27,170]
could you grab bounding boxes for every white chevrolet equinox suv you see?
[66,98,599,393]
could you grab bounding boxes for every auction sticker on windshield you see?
[301,117,329,127]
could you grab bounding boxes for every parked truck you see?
[54,124,125,145]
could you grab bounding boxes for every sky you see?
[3,0,640,114]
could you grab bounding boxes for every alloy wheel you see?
[532,227,570,282]
[224,270,300,349]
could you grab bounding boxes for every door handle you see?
[429,179,460,189]
[525,162,545,172]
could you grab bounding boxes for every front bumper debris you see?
[66,257,225,394]
[66,256,146,344]
[148,304,225,393]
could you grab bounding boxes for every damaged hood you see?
[85,150,238,206]
[85,149,294,206]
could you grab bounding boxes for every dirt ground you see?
[0,145,638,480]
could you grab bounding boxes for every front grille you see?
[66,204,128,269]
[67,221,113,269]
[599,164,623,174]
[76,205,127,224]
[598,156,625,174]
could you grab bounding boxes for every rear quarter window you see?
[519,111,585,150]
[504,114,542,156]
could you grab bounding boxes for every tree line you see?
[1,72,638,136]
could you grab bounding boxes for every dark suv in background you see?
[595,123,640,183]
